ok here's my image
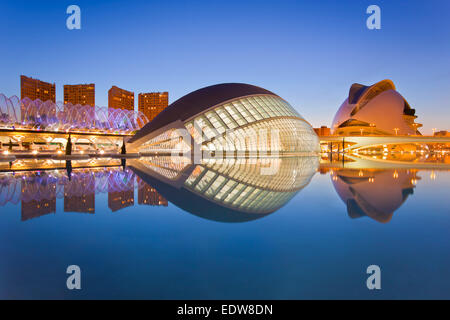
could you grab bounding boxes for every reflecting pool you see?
[0,156,449,299]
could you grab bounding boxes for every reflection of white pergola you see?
[0,168,137,206]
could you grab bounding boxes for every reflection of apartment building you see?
[64,84,95,106]
[64,175,95,213]
[21,180,56,221]
[108,190,134,212]
[138,183,168,206]
[20,75,55,102]
[108,86,134,111]
[64,194,95,213]
[138,92,168,122]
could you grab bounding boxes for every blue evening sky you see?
[0,0,448,133]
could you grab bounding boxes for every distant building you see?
[314,126,331,136]
[434,130,449,137]
[64,83,95,106]
[138,183,168,206]
[108,85,134,111]
[20,75,55,102]
[138,92,169,122]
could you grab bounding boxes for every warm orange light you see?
[430,171,436,180]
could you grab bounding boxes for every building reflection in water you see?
[128,156,319,222]
[21,173,57,221]
[137,177,168,206]
[64,172,95,214]
[108,189,134,212]
[2,157,436,224]
[330,168,419,223]
[0,167,166,220]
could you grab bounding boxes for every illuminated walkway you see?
[320,135,450,151]
[321,154,450,170]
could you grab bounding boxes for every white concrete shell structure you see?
[127,83,320,156]
[331,169,417,223]
[331,80,422,136]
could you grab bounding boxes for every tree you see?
[66,135,72,155]
[121,140,126,155]
[66,160,72,181]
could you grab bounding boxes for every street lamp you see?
[394,128,399,136]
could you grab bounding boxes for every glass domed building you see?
[331,79,422,136]
[127,83,319,156]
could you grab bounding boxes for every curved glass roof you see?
[138,93,318,154]
[130,83,281,143]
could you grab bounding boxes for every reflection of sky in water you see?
[0,158,449,299]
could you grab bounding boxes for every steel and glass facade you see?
[129,83,320,155]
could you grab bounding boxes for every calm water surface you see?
[0,157,449,299]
